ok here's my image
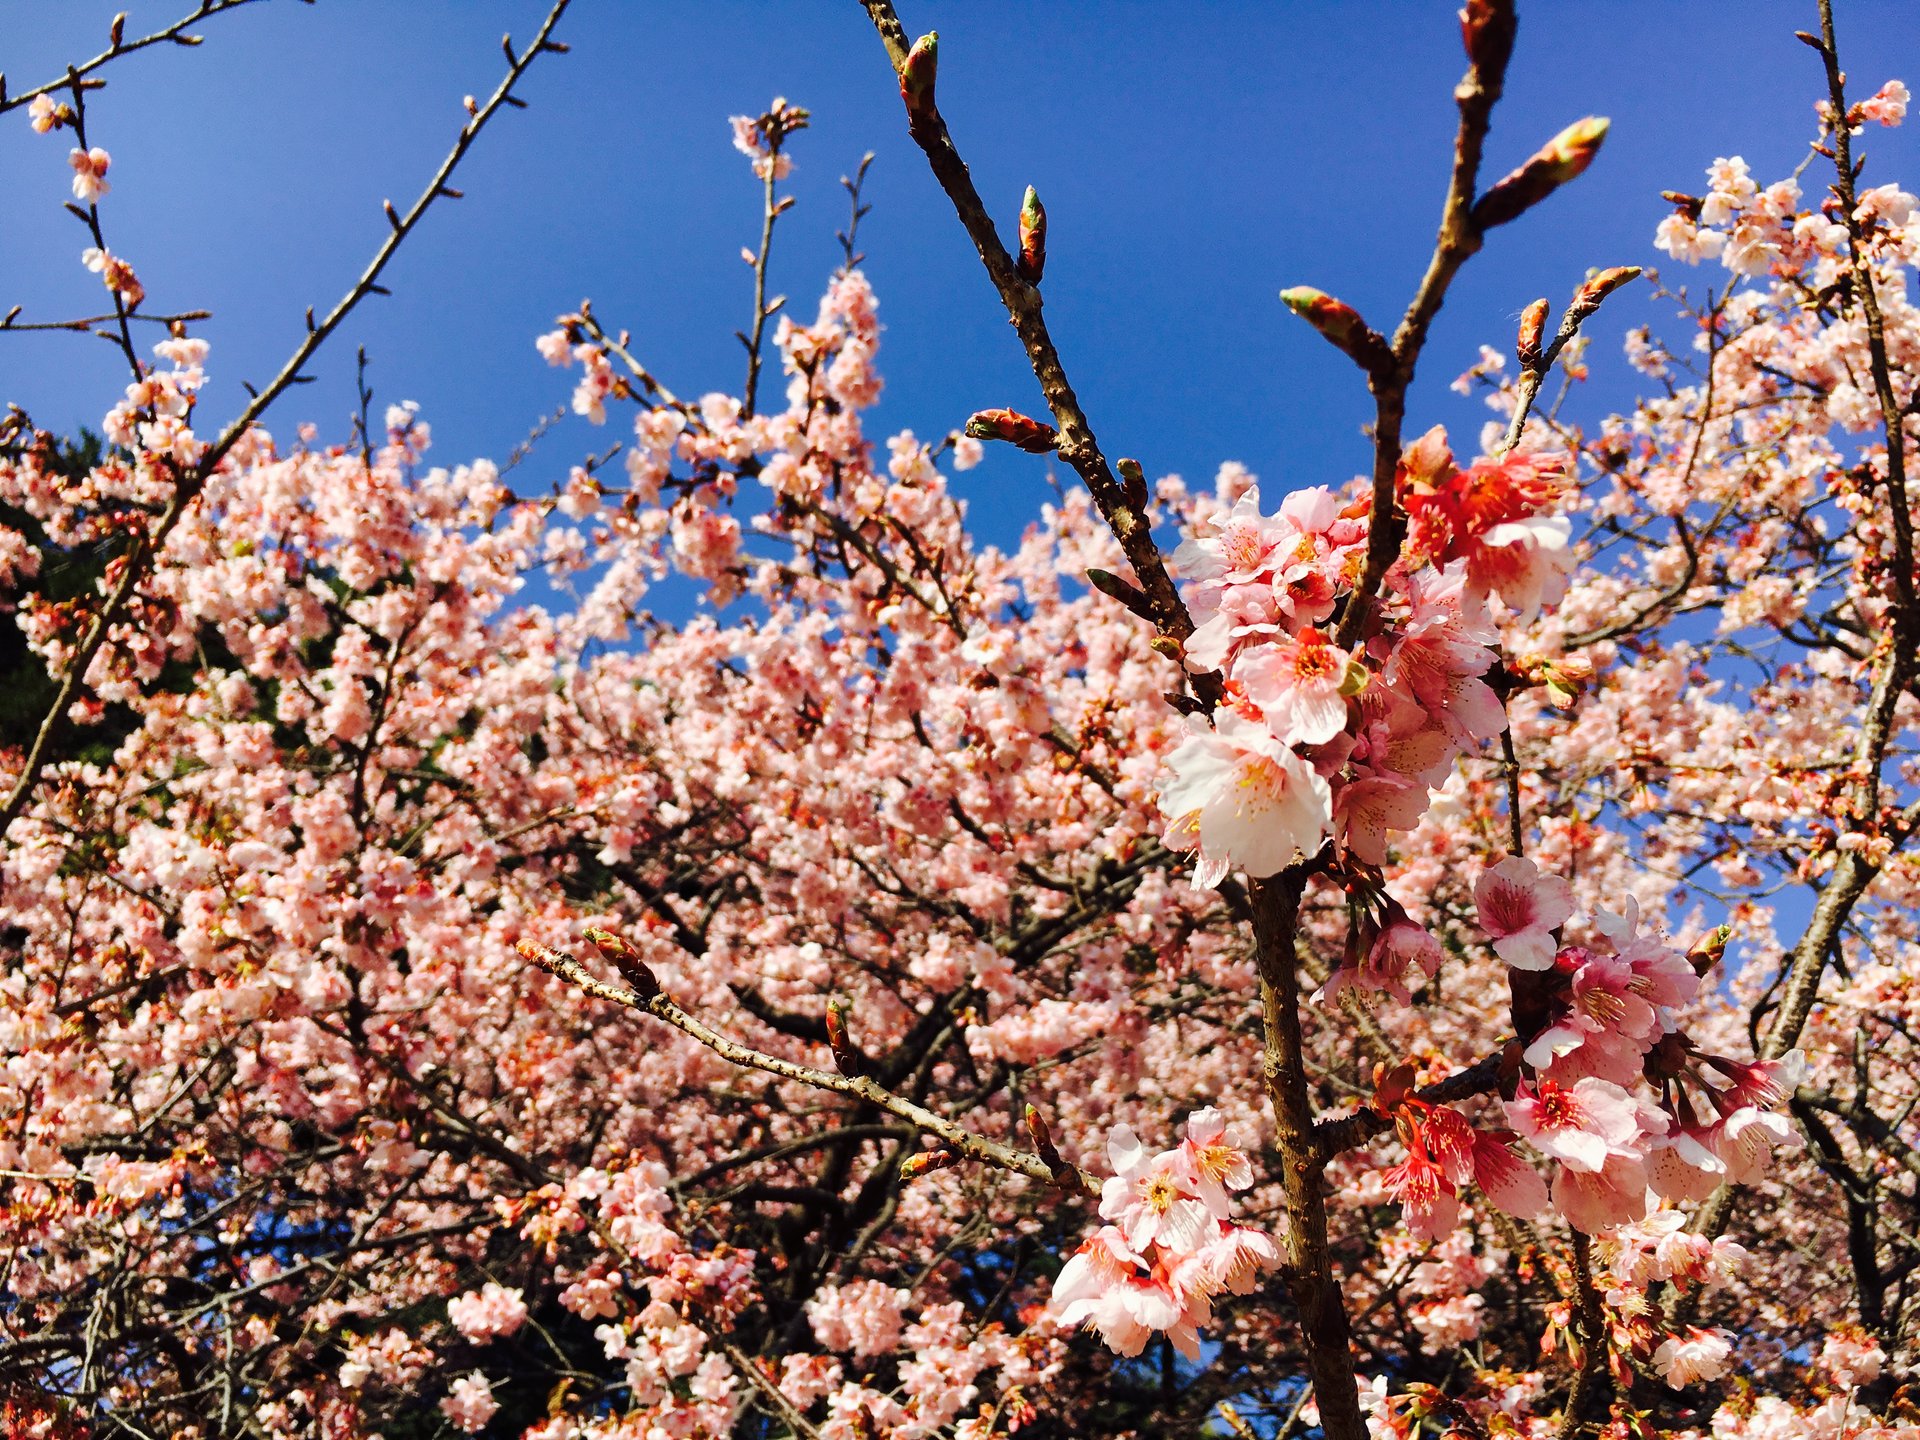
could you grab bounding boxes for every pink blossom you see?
[447,1281,529,1343]
[1100,1126,1213,1253]
[1652,1327,1733,1388]
[440,1371,498,1433]
[1383,1147,1460,1242]
[1158,710,1332,885]
[1551,1154,1655,1232]
[1505,1077,1654,1173]
[1818,1327,1887,1388]
[1179,1107,1255,1217]
[1474,857,1574,970]
[1465,513,1573,617]
[68,145,110,202]
[1234,628,1355,745]
[1859,78,1910,127]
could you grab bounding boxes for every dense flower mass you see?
[2,9,1919,1440]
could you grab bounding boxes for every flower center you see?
[1196,1143,1236,1183]
[1220,524,1266,572]
[1534,1082,1584,1131]
[1141,1172,1182,1214]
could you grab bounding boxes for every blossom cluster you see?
[1477,867,1801,1232]
[1050,1109,1281,1358]
[1158,428,1573,885]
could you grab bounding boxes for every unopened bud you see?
[516,938,566,972]
[1017,185,1047,284]
[109,12,126,47]
[1568,265,1642,320]
[1025,1103,1064,1171]
[900,32,938,114]
[965,407,1059,454]
[1458,0,1516,74]
[899,1147,960,1181]
[1471,116,1611,231]
[1279,286,1393,376]
[1661,189,1704,220]
[1520,650,1593,709]
[1116,457,1150,510]
[1148,634,1185,660]
[1687,924,1732,977]
[1516,298,1549,368]
[825,997,862,1076]
[584,926,661,1000]
[1372,1061,1418,1113]
[1085,567,1149,613]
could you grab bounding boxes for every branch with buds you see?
[858,1,1215,706]
[0,0,290,116]
[1499,264,1641,454]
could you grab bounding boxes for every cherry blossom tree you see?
[2,2,1918,1438]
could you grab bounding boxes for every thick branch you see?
[1250,870,1368,1440]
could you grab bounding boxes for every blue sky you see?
[2,1,1917,553]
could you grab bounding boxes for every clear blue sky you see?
[3,1,1917,553]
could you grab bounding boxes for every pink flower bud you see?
[825,997,862,1075]
[900,32,938,114]
[1017,185,1047,284]
[1516,298,1549,368]
[1279,286,1393,375]
[965,408,1059,454]
[584,926,661,1000]
[1472,116,1611,230]
[899,1148,959,1180]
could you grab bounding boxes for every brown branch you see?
[1762,0,1920,1052]
[1250,870,1369,1440]
[1309,1049,1507,1160]
[855,1,1210,700]
[0,308,211,335]
[519,938,1100,1198]
[1498,266,1641,455]
[1697,1,1918,1244]
[1335,0,1516,650]
[0,0,284,115]
[0,0,574,844]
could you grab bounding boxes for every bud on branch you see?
[965,408,1059,454]
[1516,298,1549,368]
[899,1147,961,1181]
[1017,185,1047,285]
[1279,287,1394,378]
[1458,0,1517,76]
[1085,567,1150,615]
[1566,264,1641,325]
[900,31,938,115]
[825,997,863,1076]
[583,926,662,1000]
[1688,924,1732,977]
[1025,1103,1065,1173]
[1470,116,1610,231]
